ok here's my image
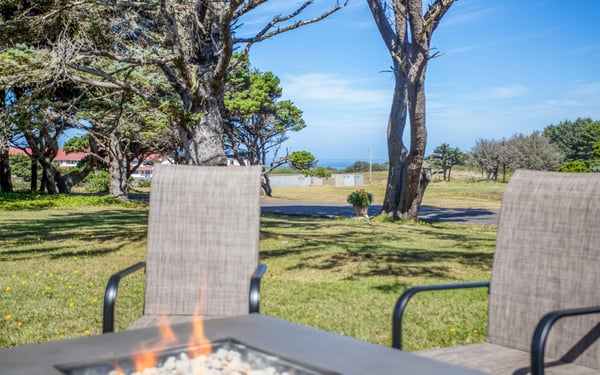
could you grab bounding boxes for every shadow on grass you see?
[0,209,147,261]
[260,215,495,281]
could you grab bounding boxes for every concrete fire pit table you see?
[0,314,484,374]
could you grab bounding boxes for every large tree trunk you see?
[0,140,12,192]
[179,101,228,166]
[30,154,38,191]
[397,53,429,220]
[0,89,10,192]
[382,63,410,216]
[261,173,272,197]
[369,0,454,221]
[39,157,59,194]
[107,131,129,202]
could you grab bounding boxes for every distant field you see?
[267,169,506,210]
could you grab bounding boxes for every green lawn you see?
[0,183,500,351]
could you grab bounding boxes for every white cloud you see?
[477,84,530,100]
[569,45,600,55]
[571,81,600,96]
[443,3,503,27]
[281,73,391,112]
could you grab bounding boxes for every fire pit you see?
[59,339,333,375]
[0,314,484,375]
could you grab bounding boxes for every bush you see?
[84,171,110,193]
[0,191,127,210]
[347,189,373,206]
[559,160,591,172]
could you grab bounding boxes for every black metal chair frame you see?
[103,263,267,333]
[393,282,600,375]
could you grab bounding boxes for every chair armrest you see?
[531,305,600,375]
[249,263,268,314]
[102,261,146,333]
[392,281,490,350]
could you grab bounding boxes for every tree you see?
[3,82,94,194]
[543,118,600,171]
[470,133,565,181]
[224,54,307,195]
[344,161,371,173]
[543,118,593,161]
[509,132,564,171]
[367,0,455,220]
[1,1,344,168]
[70,84,176,201]
[470,138,501,180]
[426,143,465,181]
[288,151,317,174]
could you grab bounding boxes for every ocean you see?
[318,158,388,170]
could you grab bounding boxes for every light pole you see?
[368,148,373,185]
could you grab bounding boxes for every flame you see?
[113,362,125,375]
[157,315,178,347]
[188,307,212,358]
[124,311,212,374]
[130,316,178,373]
[132,343,157,373]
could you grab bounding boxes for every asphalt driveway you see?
[260,199,498,225]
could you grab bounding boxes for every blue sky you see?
[240,0,600,164]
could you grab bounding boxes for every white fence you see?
[269,174,363,187]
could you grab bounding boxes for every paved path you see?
[261,199,498,225]
[128,194,498,224]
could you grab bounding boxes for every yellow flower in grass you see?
[85,329,91,335]
[69,302,74,308]
[48,273,54,278]
[21,281,26,285]
[73,269,79,274]
[472,329,479,334]
[4,286,10,292]
[5,314,11,320]
[17,321,23,328]
[45,286,52,291]
[450,328,456,334]
[11,275,16,279]
[68,285,73,289]
[58,334,64,339]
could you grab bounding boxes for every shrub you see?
[347,189,373,206]
[559,160,591,172]
[84,171,110,193]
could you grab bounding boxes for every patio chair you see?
[393,170,600,374]
[102,164,266,333]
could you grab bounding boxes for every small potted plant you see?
[347,189,373,217]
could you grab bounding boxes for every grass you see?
[266,170,505,210]
[0,178,500,351]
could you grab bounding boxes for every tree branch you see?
[68,64,159,104]
[234,1,343,53]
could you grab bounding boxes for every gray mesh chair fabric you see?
[406,170,600,374]
[107,164,262,331]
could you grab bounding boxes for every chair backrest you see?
[143,164,261,318]
[487,170,600,369]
